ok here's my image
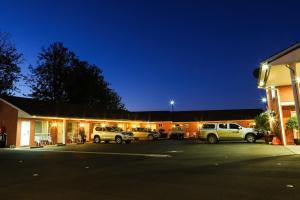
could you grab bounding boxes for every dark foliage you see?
[28,42,125,110]
[0,32,23,95]
[28,42,75,102]
[253,68,259,79]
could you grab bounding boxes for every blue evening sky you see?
[1,0,300,111]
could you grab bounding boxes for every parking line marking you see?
[12,149,172,158]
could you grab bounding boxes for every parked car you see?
[158,128,168,138]
[198,123,260,144]
[91,126,134,144]
[169,127,185,140]
[131,128,160,140]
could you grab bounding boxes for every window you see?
[202,124,215,129]
[229,124,240,130]
[219,123,227,129]
[95,127,103,131]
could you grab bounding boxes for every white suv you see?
[92,126,134,144]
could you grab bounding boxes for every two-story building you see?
[258,42,300,145]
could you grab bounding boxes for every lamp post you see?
[170,100,175,112]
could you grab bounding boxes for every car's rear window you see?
[202,124,215,129]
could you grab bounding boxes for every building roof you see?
[261,41,300,64]
[0,96,262,122]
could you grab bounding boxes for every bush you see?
[286,116,298,130]
[255,112,270,132]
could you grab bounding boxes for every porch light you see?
[262,63,269,70]
[261,97,267,103]
[117,124,123,128]
[52,122,57,127]
[79,123,85,127]
[259,81,264,87]
[101,123,106,127]
[132,124,137,128]
[146,124,151,128]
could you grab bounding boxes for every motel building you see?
[0,96,261,148]
[258,42,300,145]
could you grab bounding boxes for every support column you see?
[276,89,287,145]
[289,63,300,141]
[62,119,66,144]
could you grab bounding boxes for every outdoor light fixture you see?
[262,63,269,70]
[101,123,106,127]
[170,100,175,112]
[52,122,57,127]
[132,124,137,128]
[79,123,85,128]
[261,97,267,103]
[259,81,264,87]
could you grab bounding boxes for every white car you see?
[198,123,259,144]
[92,126,134,144]
[131,128,160,140]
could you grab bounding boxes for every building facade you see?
[0,96,261,147]
[258,42,300,145]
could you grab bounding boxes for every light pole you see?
[170,100,175,112]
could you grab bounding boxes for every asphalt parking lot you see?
[0,140,300,200]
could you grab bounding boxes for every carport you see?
[258,42,300,145]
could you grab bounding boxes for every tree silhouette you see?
[0,32,23,95]
[28,42,125,110]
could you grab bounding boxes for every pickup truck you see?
[198,123,260,144]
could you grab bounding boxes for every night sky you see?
[1,0,300,111]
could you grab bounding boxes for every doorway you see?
[21,121,30,146]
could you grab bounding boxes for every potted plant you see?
[286,116,300,145]
[272,120,281,145]
[255,112,271,143]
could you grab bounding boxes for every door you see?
[228,123,243,140]
[21,121,30,146]
[217,123,230,140]
[57,122,63,144]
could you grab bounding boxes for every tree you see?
[0,32,23,95]
[28,42,76,102]
[64,60,125,110]
[29,42,125,110]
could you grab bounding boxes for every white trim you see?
[30,115,158,124]
[281,102,295,106]
[276,89,287,146]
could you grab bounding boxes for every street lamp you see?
[170,100,175,112]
